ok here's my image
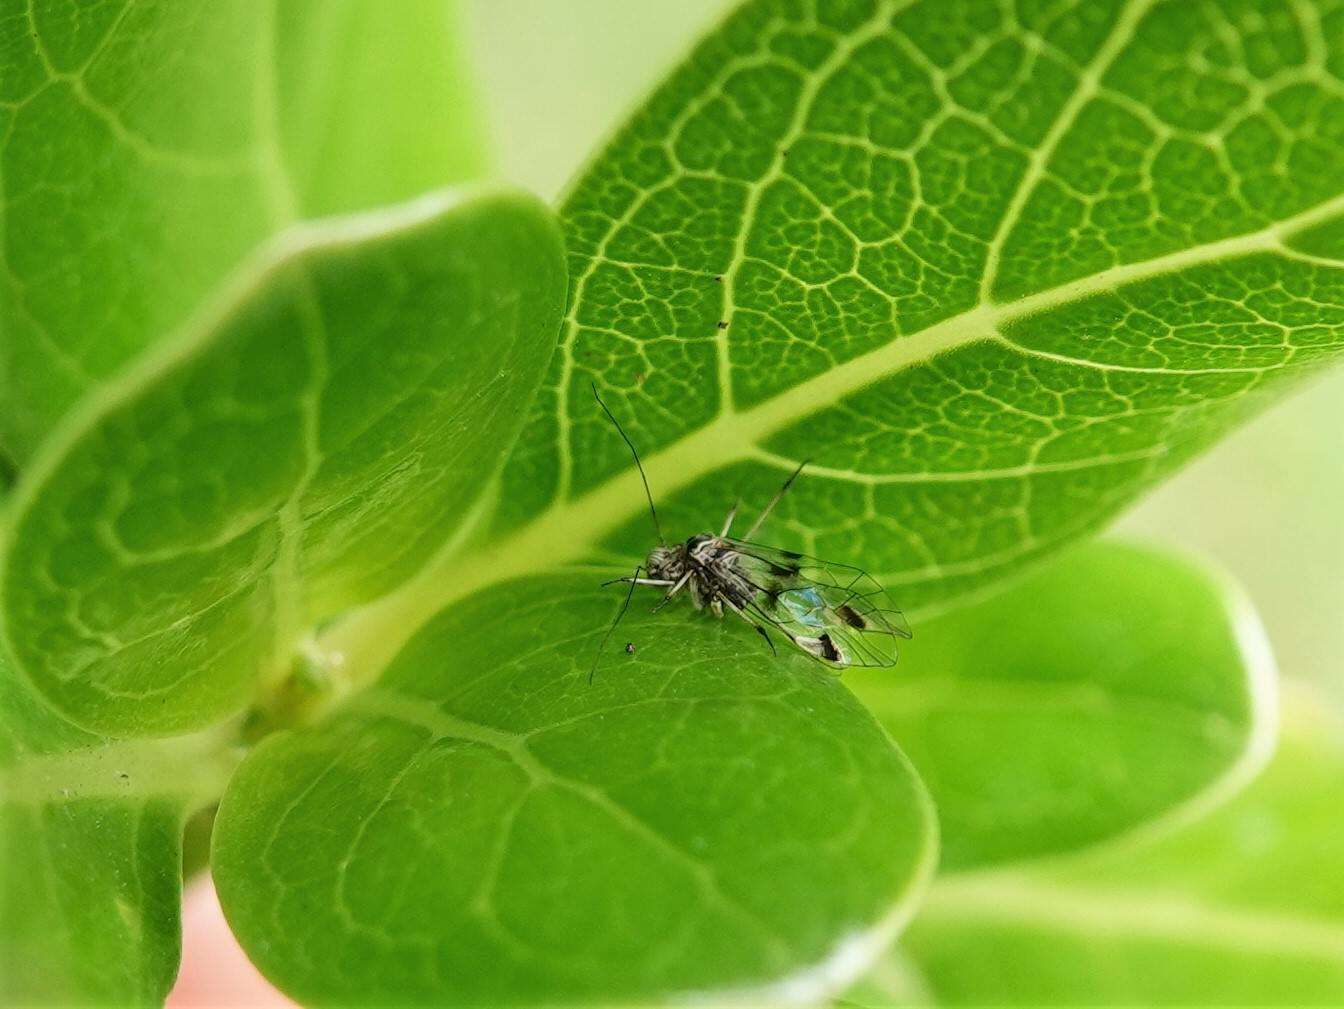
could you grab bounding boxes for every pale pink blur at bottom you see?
[168,879,294,1008]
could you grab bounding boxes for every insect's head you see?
[646,544,681,579]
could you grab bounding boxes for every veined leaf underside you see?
[334,0,1344,678]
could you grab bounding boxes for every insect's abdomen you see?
[719,562,759,610]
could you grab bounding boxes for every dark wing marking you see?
[721,538,911,668]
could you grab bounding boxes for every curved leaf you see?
[0,0,487,461]
[872,691,1344,1006]
[213,575,937,1007]
[0,189,566,736]
[331,0,1344,679]
[850,540,1276,870]
[0,654,236,1006]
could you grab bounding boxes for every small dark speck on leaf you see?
[625,642,636,654]
[117,772,129,780]
[717,320,728,330]
[712,275,723,282]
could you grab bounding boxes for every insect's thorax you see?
[647,535,757,611]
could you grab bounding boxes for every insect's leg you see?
[590,566,643,685]
[602,575,674,588]
[725,600,777,656]
[719,500,740,538]
[742,459,809,541]
[651,571,692,613]
[754,624,777,656]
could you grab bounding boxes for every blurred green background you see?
[464,0,1343,704]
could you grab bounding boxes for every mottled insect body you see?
[647,535,757,614]
[591,385,911,679]
[636,524,907,666]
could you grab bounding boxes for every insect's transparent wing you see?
[723,539,910,668]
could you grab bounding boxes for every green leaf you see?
[0,189,566,736]
[868,691,1344,1006]
[330,0,1344,677]
[273,0,487,218]
[848,540,1277,870]
[212,575,937,1007]
[0,652,237,1006]
[0,0,486,461]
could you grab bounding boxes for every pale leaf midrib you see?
[321,189,1344,685]
[858,675,1246,729]
[336,690,798,964]
[0,727,239,806]
[918,874,1344,962]
[748,442,1169,483]
[256,0,302,228]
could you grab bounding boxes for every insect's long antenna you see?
[590,566,641,684]
[593,382,664,545]
[743,459,809,540]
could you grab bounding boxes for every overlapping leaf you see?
[1,191,565,735]
[851,693,1344,1006]
[213,576,937,1006]
[4,1,1342,1006]
[0,0,485,461]
[849,540,1277,871]
[0,650,235,1006]
[0,5,556,1001]
[335,0,1344,672]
